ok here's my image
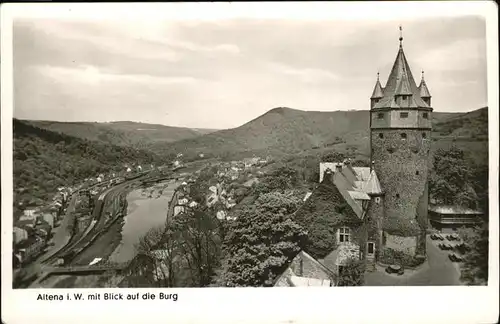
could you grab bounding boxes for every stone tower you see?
[369,27,433,259]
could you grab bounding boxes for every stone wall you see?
[384,233,417,256]
[371,128,431,238]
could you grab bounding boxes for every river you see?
[108,179,181,263]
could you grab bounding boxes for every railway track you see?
[42,172,153,265]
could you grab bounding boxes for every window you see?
[423,112,429,119]
[379,133,384,139]
[374,99,379,104]
[422,132,427,139]
[400,112,409,118]
[367,242,375,255]
[377,112,384,119]
[402,95,408,100]
[401,133,407,140]
[338,227,350,243]
[416,171,420,175]
[396,194,400,199]
[375,197,381,204]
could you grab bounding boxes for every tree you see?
[430,146,478,209]
[336,258,365,286]
[457,224,489,285]
[254,165,299,195]
[215,192,306,287]
[125,224,182,288]
[174,205,221,287]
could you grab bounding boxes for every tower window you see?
[401,133,407,140]
[377,113,384,119]
[423,112,429,119]
[374,99,379,104]
[400,112,409,118]
[379,133,384,139]
[402,95,408,100]
[422,132,427,139]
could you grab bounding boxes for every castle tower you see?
[370,27,432,259]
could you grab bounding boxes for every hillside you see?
[24,120,216,148]
[13,119,165,214]
[151,107,481,161]
[431,107,489,165]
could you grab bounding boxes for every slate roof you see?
[362,170,383,195]
[289,276,331,287]
[318,164,383,220]
[373,45,430,109]
[418,79,431,98]
[274,250,335,287]
[371,79,384,99]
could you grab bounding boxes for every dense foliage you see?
[215,192,307,287]
[13,119,164,216]
[457,225,489,285]
[429,145,487,211]
[293,178,360,259]
[254,164,300,195]
[337,258,366,286]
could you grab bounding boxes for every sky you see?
[12,5,488,129]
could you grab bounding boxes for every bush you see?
[379,248,425,268]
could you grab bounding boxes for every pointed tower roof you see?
[370,72,384,99]
[418,71,431,98]
[395,68,413,96]
[373,27,430,109]
[362,170,383,195]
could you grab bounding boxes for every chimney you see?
[335,163,342,173]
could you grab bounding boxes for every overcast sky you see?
[13,11,487,129]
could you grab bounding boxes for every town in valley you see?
[11,16,490,289]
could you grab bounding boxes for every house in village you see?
[275,29,432,286]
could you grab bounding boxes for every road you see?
[42,194,78,262]
[364,235,462,286]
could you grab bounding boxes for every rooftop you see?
[429,205,483,215]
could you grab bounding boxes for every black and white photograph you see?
[1,2,498,323]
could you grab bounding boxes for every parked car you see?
[439,243,453,250]
[434,234,445,241]
[448,253,464,262]
[430,234,439,240]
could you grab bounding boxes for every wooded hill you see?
[151,107,488,165]
[13,119,166,216]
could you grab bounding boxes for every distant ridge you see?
[23,119,218,148]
